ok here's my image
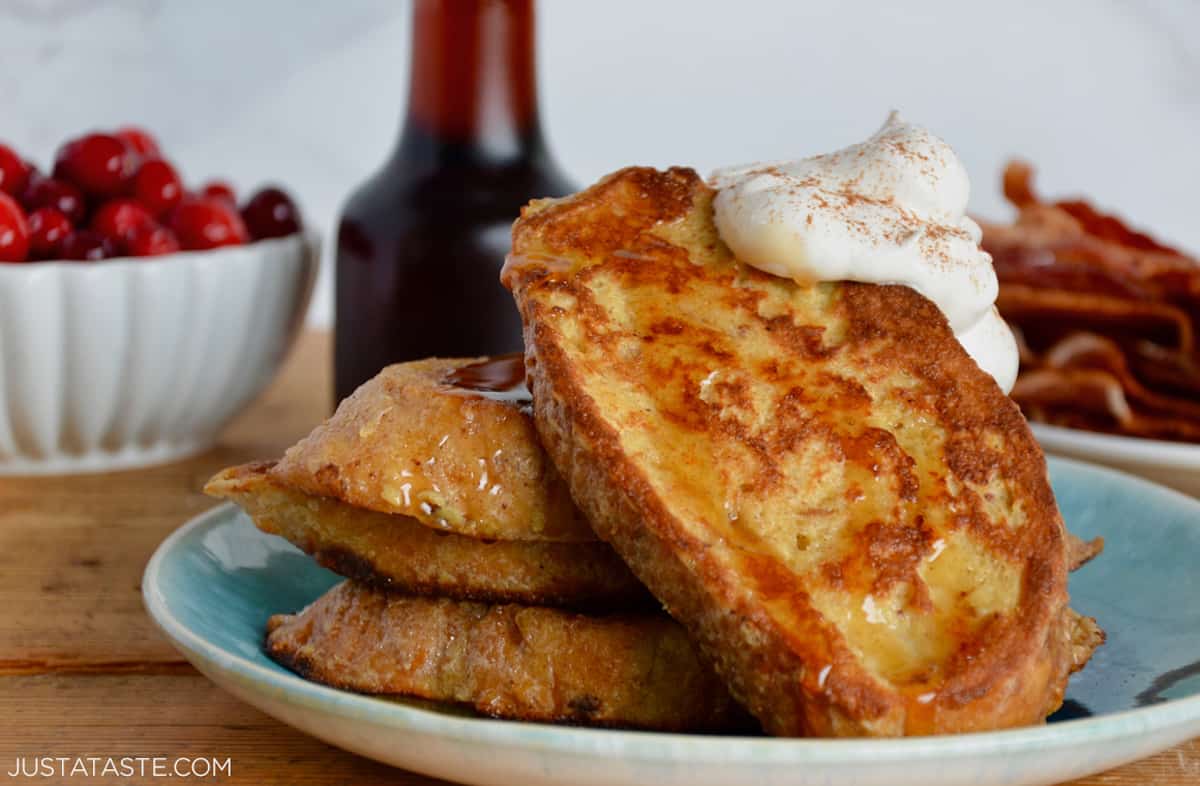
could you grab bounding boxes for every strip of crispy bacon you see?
[997,284,1193,355]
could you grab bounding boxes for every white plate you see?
[143,457,1200,786]
[1033,423,1200,497]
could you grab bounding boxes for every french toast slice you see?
[504,167,1101,736]
[206,462,649,609]
[273,357,593,542]
[266,581,751,732]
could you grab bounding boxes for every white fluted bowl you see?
[0,232,318,475]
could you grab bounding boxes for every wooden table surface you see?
[1,329,1195,786]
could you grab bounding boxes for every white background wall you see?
[5,0,1199,326]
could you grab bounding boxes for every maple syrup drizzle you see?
[444,354,531,403]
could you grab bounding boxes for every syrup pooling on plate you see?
[443,354,532,404]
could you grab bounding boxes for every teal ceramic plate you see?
[144,456,1200,786]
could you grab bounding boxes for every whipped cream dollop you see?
[710,112,1018,393]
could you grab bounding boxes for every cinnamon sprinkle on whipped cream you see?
[710,111,1018,393]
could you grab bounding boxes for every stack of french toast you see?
[209,166,1103,737]
[206,356,749,732]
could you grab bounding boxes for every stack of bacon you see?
[980,162,1200,442]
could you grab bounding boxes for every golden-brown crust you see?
[272,357,593,542]
[1067,608,1105,675]
[205,462,650,610]
[506,166,1095,736]
[264,581,753,733]
[1067,532,1104,572]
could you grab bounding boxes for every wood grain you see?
[0,332,330,672]
[0,674,449,785]
[0,329,1192,785]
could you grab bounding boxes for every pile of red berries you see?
[0,128,303,263]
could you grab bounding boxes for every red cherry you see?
[126,223,180,257]
[27,207,72,259]
[60,230,117,261]
[200,180,237,206]
[91,199,154,244]
[21,176,87,225]
[115,126,160,159]
[0,144,31,197]
[241,186,303,240]
[53,133,139,198]
[168,197,249,250]
[132,159,183,217]
[0,192,30,262]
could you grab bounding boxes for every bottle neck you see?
[396,0,546,167]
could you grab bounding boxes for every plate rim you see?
[143,455,1200,764]
[1032,422,1200,469]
